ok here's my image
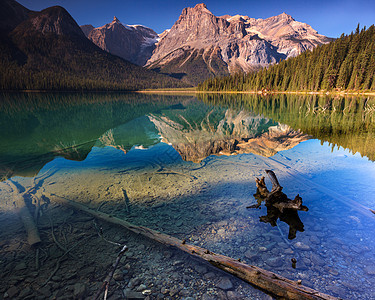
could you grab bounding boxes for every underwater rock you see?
[266,257,283,268]
[294,242,310,250]
[73,283,86,298]
[364,265,375,275]
[193,263,208,274]
[310,254,325,266]
[113,269,124,281]
[216,277,233,290]
[4,286,19,298]
[227,290,242,299]
[123,289,145,299]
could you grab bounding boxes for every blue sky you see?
[17,0,375,38]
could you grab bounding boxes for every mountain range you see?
[0,0,187,90]
[82,3,332,85]
[1,0,332,89]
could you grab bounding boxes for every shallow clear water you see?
[0,92,374,299]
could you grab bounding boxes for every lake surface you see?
[0,92,374,299]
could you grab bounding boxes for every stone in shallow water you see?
[73,283,86,298]
[217,228,226,236]
[216,277,233,290]
[5,286,19,298]
[364,265,375,275]
[310,253,325,266]
[193,263,208,274]
[294,242,310,250]
[123,289,144,299]
[266,257,283,268]
[244,250,257,260]
[227,290,241,299]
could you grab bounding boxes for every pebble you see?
[310,254,325,266]
[113,269,124,281]
[193,264,208,274]
[142,289,152,295]
[18,287,32,298]
[284,248,294,254]
[204,272,215,279]
[244,250,256,260]
[123,289,145,299]
[217,228,226,236]
[218,220,228,226]
[364,265,375,275]
[265,257,283,268]
[14,262,27,271]
[326,285,346,296]
[216,277,233,290]
[309,235,320,244]
[327,268,339,276]
[73,283,86,298]
[136,284,147,292]
[294,242,311,250]
[128,277,141,288]
[227,290,241,299]
[5,286,19,298]
[202,294,216,300]
[38,286,52,298]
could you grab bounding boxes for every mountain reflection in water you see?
[0,92,374,180]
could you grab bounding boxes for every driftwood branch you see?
[94,245,128,300]
[48,193,338,300]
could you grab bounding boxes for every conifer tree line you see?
[198,25,375,92]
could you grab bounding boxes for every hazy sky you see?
[17,0,375,38]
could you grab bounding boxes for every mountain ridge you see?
[0,0,188,90]
[145,3,332,85]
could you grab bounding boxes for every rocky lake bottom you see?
[1,139,375,299]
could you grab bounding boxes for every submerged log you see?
[8,180,41,246]
[48,193,338,300]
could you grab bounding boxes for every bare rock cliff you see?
[146,3,332,85]
[81,17,158,66]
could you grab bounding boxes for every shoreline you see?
[2,89,375,97]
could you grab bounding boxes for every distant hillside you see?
[198,25,375,92]
[0,0,188,91]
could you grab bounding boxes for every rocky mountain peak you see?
[82,17,158,66]
[146,4,331,85]
[194,3,208,11]
[14,5,85,37]
[278,12,294,22]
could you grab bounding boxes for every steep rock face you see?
[146,3,332,85]
[82,17,158,66]
[80,24,94,36]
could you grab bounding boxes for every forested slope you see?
[198,25,375,92]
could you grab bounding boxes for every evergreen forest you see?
[198,25,375,92]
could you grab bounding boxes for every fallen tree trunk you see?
[8,180,41,246]
[48,193,339,300]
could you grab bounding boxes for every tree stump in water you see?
[248,170,308,239]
